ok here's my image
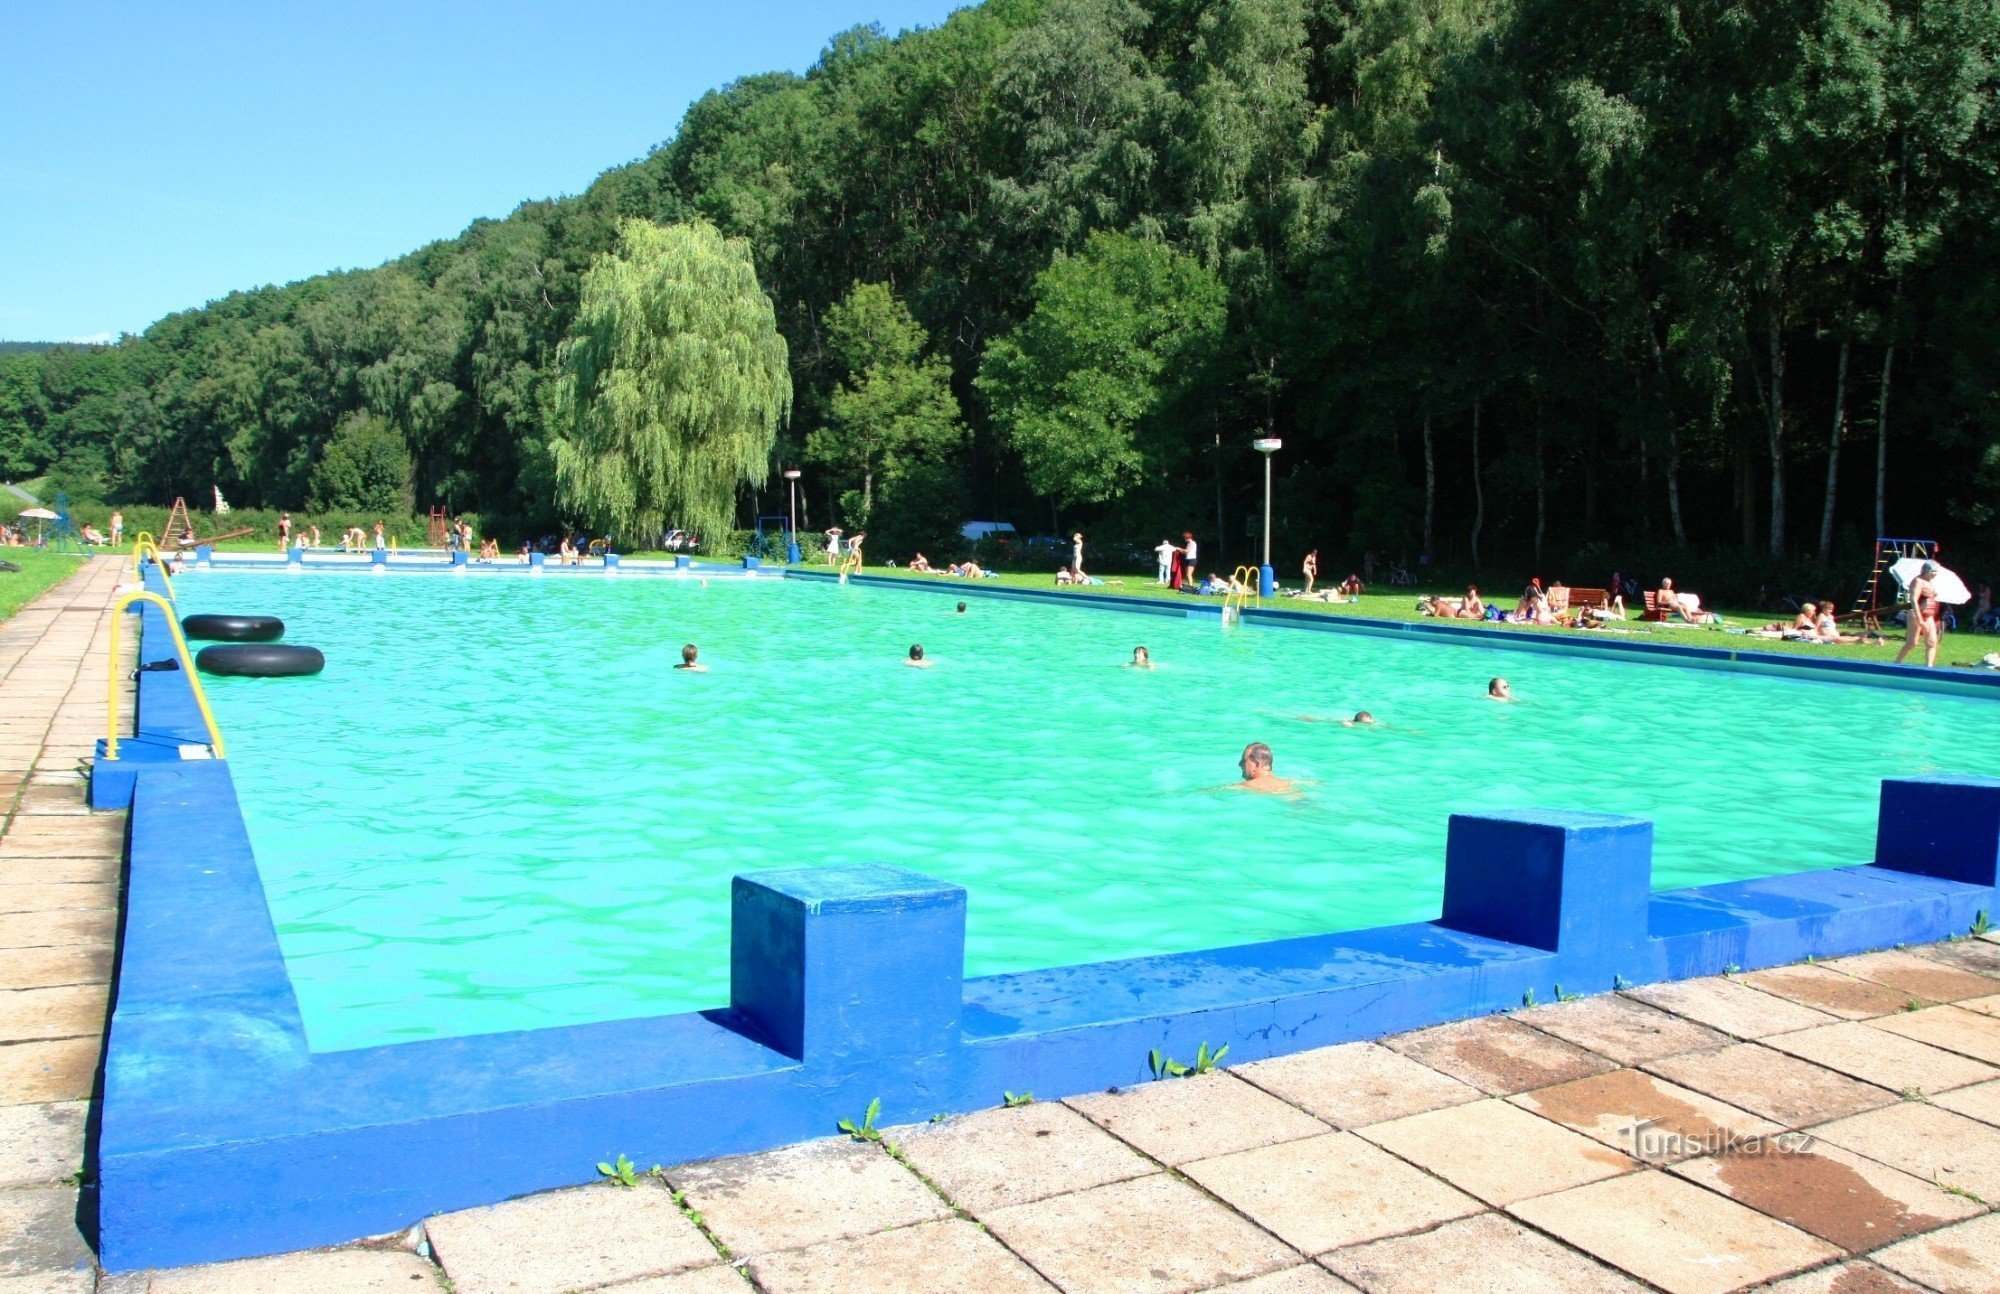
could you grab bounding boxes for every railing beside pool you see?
[86,556,2000,1271]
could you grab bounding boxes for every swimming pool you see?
[178,568,2000,1051]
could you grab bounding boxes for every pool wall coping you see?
[91,559,2000,1270]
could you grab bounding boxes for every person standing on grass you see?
[1154,538,1176,585]
[1071,532,1085,579]
[824,527,843,566]
[277,512,292,552]
[1302,550,1319,595]
[109,510,123,547]
[1181,532,1198,588]
[1895,562,1944,668]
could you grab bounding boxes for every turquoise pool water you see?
[180,569,2000,1051]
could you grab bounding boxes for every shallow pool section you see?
[178,569,2000,1050]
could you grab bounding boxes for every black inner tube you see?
[182,613,284,643]
[195,644,324,677]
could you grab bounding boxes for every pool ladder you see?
[1222,565,1260,624]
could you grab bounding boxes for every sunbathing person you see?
[1234,742,1293,795]
[908,553,935,573]
[948,560,987,578]
[1464,586,1486,618]
[1338,574,1366,596]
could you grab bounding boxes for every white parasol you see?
[1889,556,1973,605]
[17,506,56,542]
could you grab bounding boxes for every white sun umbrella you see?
[17,506,56,542]
[1889,555,1973,605]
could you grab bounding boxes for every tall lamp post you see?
[783,469,803,564]
[1252,437,1282,597]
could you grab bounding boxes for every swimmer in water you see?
[675,644,708,672]
[1342,711,1377,727]
[1488,677,1513,701]
[956,601,967,614]
[1129,646,1154,669]
[1235,742,1294,794]
[906,644,932,668]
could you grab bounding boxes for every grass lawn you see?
[820,563,2000,669]
[0,550,89,621]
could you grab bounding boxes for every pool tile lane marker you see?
[91,555,2000,1272]
[0,556,135,1288]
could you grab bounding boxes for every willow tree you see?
[553,219,790,544]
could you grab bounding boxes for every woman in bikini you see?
[1895,563,1944,667]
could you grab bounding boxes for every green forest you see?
[5,0,2000,590]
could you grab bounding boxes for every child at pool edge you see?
[675,644,707,672]
[906,644,931,668]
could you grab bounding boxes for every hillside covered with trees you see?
[5,0,1999,583]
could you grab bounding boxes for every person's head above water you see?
[677,644,701,669]
[1240,741,1274,779]
[956,601,967,614]
[1351,711,1375,725]
[1488,677,1512,700]
[909,644,924,661]
[1132,645,1151,666]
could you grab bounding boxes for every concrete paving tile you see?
[0,885,117,915]
[746,1218,1052,1294]
[0,987,107,1044]
[1212,1268,1358,1293]
[665,1138,948,1258]
[1355,1097,1634,1205]
[1182,1131,1481,1254]
[1917,939,2000,977]
[0,1103,85,1188]
[0,911,115,951]
[0,1039,98,1104]
[1825,951,1998,1003]
[1743,965,1917,1020]
[1812,1102,2000,1201]
[590,1269,745,1294]
[1510,1067,1784,1162]
[1319,1209,1646,1293]
[1936,1079,2000,1128]
[1873,1212,2000,1292]
[0,1186,93,1279]
[1647,1043,1899,1128]
[0,862,117,888]
[147,1247,449,1292]
[1672,1136,1982,1253]
[11,786,86,816]
[0,1271,96,1294]
[1382,1015,1616,1095]
[888,1101,1155,1212]
[1517,994,1731,1066]
[1627,977,1838,1038]
[1869,1005,2000,1066]
[424,1181,717,1294]
[1761,1261,1932,1293]
[1962,994,2000,1018]
[1064,1072,1329,1165]
[0,946,112,992]
[1509,1170,1841,1294]
[1763,1021,1998,1095]
[1232,1041,1480,1128]
[982,1173,1294,1294]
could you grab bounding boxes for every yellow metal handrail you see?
[131,539,174,602]
[1223,565,1260,619]
[105,590,226,761]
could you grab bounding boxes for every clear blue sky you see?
[0,1,967,343]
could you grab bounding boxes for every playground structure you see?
[1850,537,1937,630]
[753,514,794,562]
[162,495,253,549]
[426,507,451,549]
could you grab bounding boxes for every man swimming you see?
[956,601,967,614]
[675,644,708,672]
[906,644,932,668]
[1342,711,1377,727]
[1488,677,1513,701]
[1235,742,1293,794]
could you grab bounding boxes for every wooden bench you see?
[1561,587,1610,612]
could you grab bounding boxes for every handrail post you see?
[103,589,226,763]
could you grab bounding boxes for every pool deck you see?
[6,562,2000,1292]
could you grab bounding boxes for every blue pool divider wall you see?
[89,557,2000,1270]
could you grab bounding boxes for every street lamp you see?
[1253,437,1282,597]
[783,469,803,564]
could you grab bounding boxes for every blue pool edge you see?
[91,559,2000,1270]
